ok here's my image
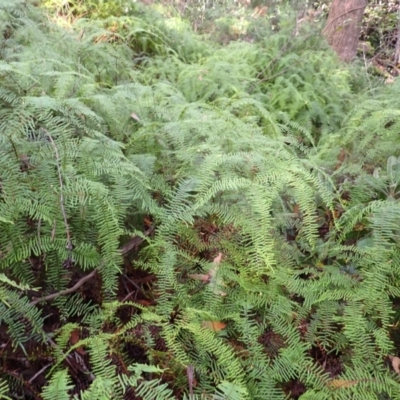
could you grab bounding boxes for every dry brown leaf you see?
[188,253,227,295]
[208,252,227,296]
[251,6,268,18]
[136,299,153,306]
[386,76,395,84]
[70,328,86,355]
[188,273,210,282]
[209,252,222,279]
[389,355,400,374]
[213,252,223,265]
[202,321,227,332]
[70,328,80,346]
[130,112,141,122]
[327,379,358,389]
[335,148,347,170]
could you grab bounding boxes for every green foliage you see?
[1,1,400,399]
[361,1,399,58]
[0,378,11,400]
[42,370,74,400]
[41,0,132,20]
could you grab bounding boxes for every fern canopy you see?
[0,1,399,400]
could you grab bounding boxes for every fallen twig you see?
[29,228,154,305]
[28,363,52,383]
[30,269,97,305]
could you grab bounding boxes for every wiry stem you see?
[30,228,153,305]
[30,269,97,305]
[44,129,73,252]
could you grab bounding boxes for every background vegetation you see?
[0,0,400,399]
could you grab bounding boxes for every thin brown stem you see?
[28,363,51,383]
[43,129,72,251]
[30,228,153,305]
[30,269,97,305]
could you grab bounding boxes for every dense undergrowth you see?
[1,1,400,399]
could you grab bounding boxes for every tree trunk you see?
[323,0,367,63]
[394,6,400,65]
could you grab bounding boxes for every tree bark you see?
[323,0,367,63]
[395,6,400,65]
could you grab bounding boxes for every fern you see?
[42,370,74,400]
[1,1,400,399]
